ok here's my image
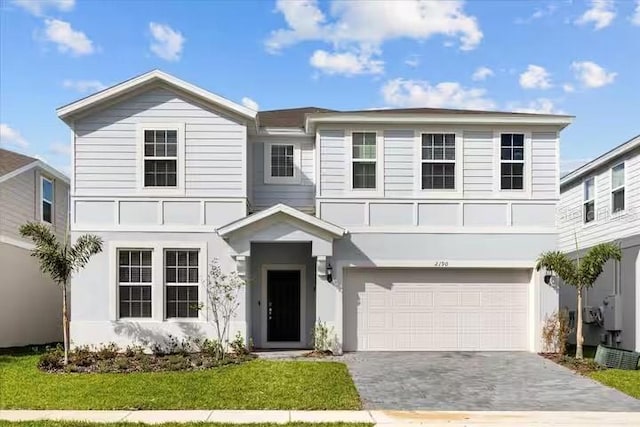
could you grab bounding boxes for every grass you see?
[590,369,640,399]
[0,423,371,427]
[0,354,360,410]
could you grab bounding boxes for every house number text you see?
[434,261,449,267]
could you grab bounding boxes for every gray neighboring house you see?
[558,134,640,352]
[0,149,69,347]
[57,70,573,353]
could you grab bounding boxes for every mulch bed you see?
[540,352,606,375]
[39,348,256,374]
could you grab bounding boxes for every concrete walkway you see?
[2,410,640,425]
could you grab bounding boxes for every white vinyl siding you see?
[531,132,558,199]
[74,87,246,197]
[463,131,493,196]
[558,148,640,252]
[319,130,345,196]
[251,138,314,212]
[384,130,414,198]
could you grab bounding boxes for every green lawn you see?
[0,423,371,427]
[590,369,640,399]
[0,354,360,410]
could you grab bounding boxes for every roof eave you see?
[56,70,258,123]
[305,113,574,132]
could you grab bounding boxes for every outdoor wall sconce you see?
[544,268,556,285]
[326,263,333,283]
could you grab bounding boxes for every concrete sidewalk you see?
[2,409,640,425]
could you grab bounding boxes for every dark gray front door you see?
[267,270,300,342]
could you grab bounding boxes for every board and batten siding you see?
[463,131,493,196]
[319,130,345,196]
[73,87,247,198]
[558,148,640,252]
[250,138,315,212]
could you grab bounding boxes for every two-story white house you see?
[558,134,640,352]
[57,70,572,353]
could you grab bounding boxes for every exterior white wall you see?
[69,230,247,348]
[249,136,315,212]
[558,147,640,252]
[73,87,247,198]
[0,242,63,347]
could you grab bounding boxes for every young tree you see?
[205,259,245,359]
[20,222,103,365]
[535,242,621,359]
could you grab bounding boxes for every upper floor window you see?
[421,133,455,190]
[41,177,54,224]
[144,129,177,187]
[500,133,525,190]
[611,163,625,213]
[264,143,300,184]
[165,249,199,319]
[118,249,152,318]
[584,177,595,223]
[352,132,377,189]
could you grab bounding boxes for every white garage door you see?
[343,268,531,351]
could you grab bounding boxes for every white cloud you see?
[49,142,71,156]
[381,78,496,110]
[519,65,552,89]
[62,79,107,93]
[571,61,617,88]
[13,0,74,16]
[632,1,640,26]
[575,0,616,30]
[0,124,28,148]
[404,54,420,68]
[149,22,185,61]
[241,97,259,111]
[562,83,575,93]
[266,0,482,74]
[472,66,494,81]
[43,19,95,56]
[508,98,564,114]
[515,3,558,24]
[310,49,383,76]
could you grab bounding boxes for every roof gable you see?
[57,70,257,123]
[0,149,36,176]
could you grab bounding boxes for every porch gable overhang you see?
[217,204,346,256]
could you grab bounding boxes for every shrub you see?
[230,332,249,356]
[312,321,335,354]
[542,309,573,354]
[96,342,119,360]
[38,345,64,370]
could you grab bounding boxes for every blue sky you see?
[1,0,639,175]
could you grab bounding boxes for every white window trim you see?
[263,141,301,184]
[583,176,596,225]
[346,130,384,196]
[136,123,186,196]
[495,131,530,195]
[414,130,463,197]
[117,248,154,320]
[610,161,626,216]
[163,248,204,320]
[40,176,54,224]
[108,241,207,322]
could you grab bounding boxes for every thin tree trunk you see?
[576,287,584,360]
[62,282,69,365]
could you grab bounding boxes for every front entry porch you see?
[216,204,346,352]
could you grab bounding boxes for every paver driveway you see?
[343,352,640,411]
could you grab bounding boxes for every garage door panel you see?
[344,268,530,351]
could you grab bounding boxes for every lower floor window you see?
[165,249,200,318]
[119,285,152,318]
[118,249,153,319]
[166,285,199,318]
[352,162,376,189]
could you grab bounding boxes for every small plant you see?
[312,321,335,354]
[542,309,573,354]
[198,338,224,360]
[96,342,119,360]
[229,332,249,356]
[38,345,64,370]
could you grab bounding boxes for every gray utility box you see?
[603,294,623,331]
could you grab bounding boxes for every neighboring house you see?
[558,135,640,352]
[57,70,572,353]
[0,149,69,347]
